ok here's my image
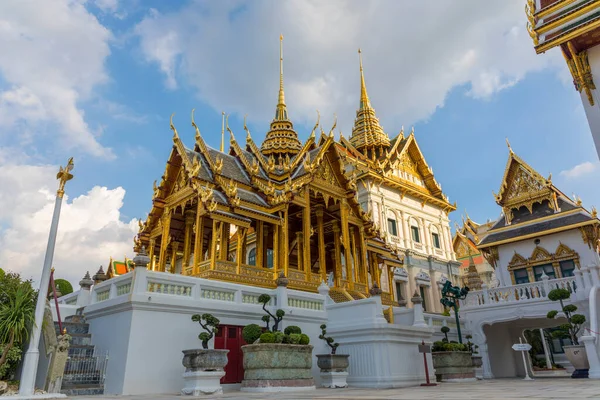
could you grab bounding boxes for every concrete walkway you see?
[72,378,599,400]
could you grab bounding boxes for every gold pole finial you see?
[56,157,74,198]
[191,108,201,142]
[505,137,513,153]
[220,111,225,152]
[358,48,370,109]
[278,34,285,107]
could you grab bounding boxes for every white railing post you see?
[275,272,289,308]
[131,247,150,294]
[482,283,490,304]
[575,269,584,299]
[580,335,600,379]
[583,265,593,291]
[77,271,94,307]
[541,273,550,297]
[318,281,332,306]
[590,265,600,288]
[411,290,428,328]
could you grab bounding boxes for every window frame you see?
[387,218,398,237]
[432,232,441,249]
[411,226,420,243]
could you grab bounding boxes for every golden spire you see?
[261,34,302,158]
[220,111,225,152]
[358,48,370,109]
[349,48,390,159]
[278,34,285,108]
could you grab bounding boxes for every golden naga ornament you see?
[56,157,74,198]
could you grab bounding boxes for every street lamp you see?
[440,280,469,344]
[19,157,74,396]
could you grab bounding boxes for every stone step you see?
[68,333,92,346]
[55,321,89,335]
[61,386,104,396]
[64,311,86,324]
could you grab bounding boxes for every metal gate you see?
[62,349,109,394]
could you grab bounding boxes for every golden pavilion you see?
[134,38,414,305]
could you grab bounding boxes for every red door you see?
[214,325,246,383]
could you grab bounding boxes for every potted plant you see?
[181,313,229,396]
[240,293,315,392]
[546,288,588,378]
[431,327,475,382]
[465,334,482,368]
[316,324,349,388]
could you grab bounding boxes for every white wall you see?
[496,228,598,286]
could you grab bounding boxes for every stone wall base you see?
[240,379,315,392]
[320,371,348,388]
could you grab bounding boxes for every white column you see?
[539,329,552,370]
[580,335,600,379]
[444,226,454,260]
[421,218,432,254]
[20,194,66,395]
[400,211,410,248]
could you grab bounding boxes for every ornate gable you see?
[508,252,527,268]
[494,147,559,224]
[530,246,551,262]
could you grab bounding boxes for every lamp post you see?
[19,158,74,396]
[440,280,469,344]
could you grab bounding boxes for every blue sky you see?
[0,0,598,285]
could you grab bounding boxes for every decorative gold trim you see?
[564,43,596,106]
[536,17,600,54]
[536,0,600,35]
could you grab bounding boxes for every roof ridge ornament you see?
[220,111,225,152]
[191,108,201,142]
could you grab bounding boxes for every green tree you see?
[0,286,36,369]
[0,270,34,306]
[53,279,73,296]
[546,288,586,345]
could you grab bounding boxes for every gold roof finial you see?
[279,34,285,107]
[506,137,513,153]
[358,48,370,109]
[191,108,201,142]
[220,112,225,152]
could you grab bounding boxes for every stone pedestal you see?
[240,344,315,392]
[432,352,476,382]
[580,335,600,379]
[181,349,229,396]
[181,370,226,395]
[317,354,350,388]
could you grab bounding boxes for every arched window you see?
[248,248,256,266]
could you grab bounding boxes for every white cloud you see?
[134,0,564,136]
[559,161,599,179]
[0,0,114,158]
[0,163,137,288]
[95,0,119,13]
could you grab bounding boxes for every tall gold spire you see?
[349,48,390,159]
[261,34,302,158]
[359,48,370,109]
[220,112,225,152]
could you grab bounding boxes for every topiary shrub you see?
[319,324,339,354]
[53,279,73,296]
[299,333,310,345]
[260,332,276,343]
[284,325,302,335]
[289,333,301,344]
[441,326,450,342]
[546,288,586,345]
[191,313,220,349]
[432,340,469,352]
[243,324,263,344]
[258,294,285,332]
[274,331,285,343]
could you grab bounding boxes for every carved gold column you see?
[236,227,246,275]
[340,201,353,289]
[148,238,156,271]
[158,206,172,272]
[219,223,230,261]
[387,265,395,301]
[282,206,289,277]
[303,189,311,280]
[256,221,264,268]
[170,242,179,274]
[359,227,368,285]
[296,232,303,273]
[210,219,219,270]
[316,206,326,282]
[263,225,269,268]
[182,210,195,275]
[371,252,381,288]
[273,224,279,274]
[553,261,561,278]
[333,221,342,287]
[350,226,359,284]
[193,212,204,274]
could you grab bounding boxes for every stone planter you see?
[181,349,229,395]
[316,354,350,388]
[471,355,483,368]
[564,345,589,379]
[432,351,475,382]
[241,344,315,392]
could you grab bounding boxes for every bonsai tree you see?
[441,326,450,342]
[465,334,474,353]
[318,324,339,355]
[258,294,285,332]
[191,313,220,349]
[0,286,35,369]
[242,324,262,344]
[546,288,586,345]
[53,279,73,296]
